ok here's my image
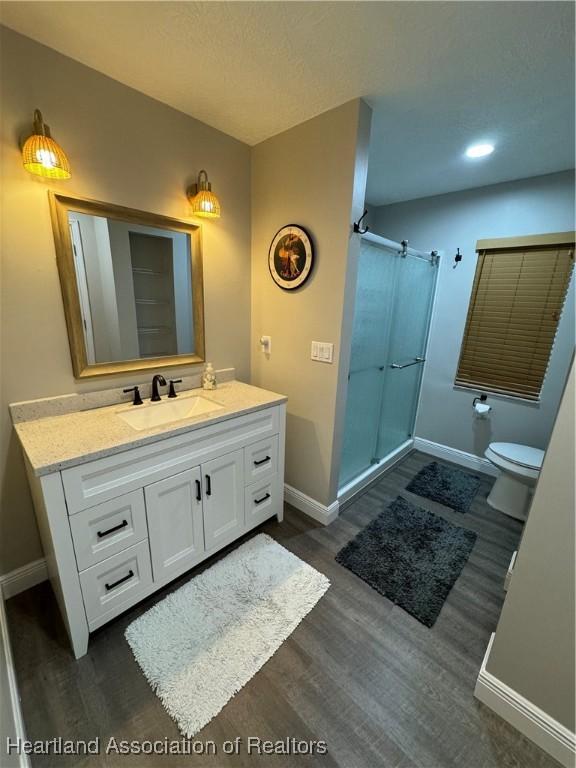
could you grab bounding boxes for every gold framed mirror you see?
[49,192,205,378]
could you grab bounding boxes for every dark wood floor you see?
[6,451,559,768]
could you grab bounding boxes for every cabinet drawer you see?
[79,540,152,628]
[69,490,147,572]
[62,406,279,514]
[245,476,280,529]
[244,435,278,485]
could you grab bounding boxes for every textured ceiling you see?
[1,1,574,204]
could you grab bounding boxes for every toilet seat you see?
[488,442,544,470]
[485,442,543,481]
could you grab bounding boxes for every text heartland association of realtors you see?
[6,736,329,756]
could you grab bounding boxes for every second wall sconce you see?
[187,169,221,218]
[22,109,71,180]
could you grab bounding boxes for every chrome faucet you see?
[151,374,167,402]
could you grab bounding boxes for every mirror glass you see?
[68,212,196,365]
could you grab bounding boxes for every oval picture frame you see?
[268,224,314,290]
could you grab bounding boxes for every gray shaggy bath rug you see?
[406,461,481,514]
[335,496,476,626]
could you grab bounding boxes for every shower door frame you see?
[338,232,441,504]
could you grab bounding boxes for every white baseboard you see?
[1,596,31,767]
[475,634,576,767]
[504,551,517,592]
[413,437,498,477]
[284,484,339,525]
[0,559,47,600]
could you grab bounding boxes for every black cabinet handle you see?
[205,475,212,496]
[105,570,134,591]
[253,455,271,467]
[97,519,128,539]
[195,479,202,502]
[254,492,271,505]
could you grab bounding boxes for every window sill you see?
[452,384,541,407]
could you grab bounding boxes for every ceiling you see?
[1,1,574,205]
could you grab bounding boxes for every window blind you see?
[455,238,574,400]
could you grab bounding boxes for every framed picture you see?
[268,224,314,290]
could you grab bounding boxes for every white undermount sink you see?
[117,395,223,431]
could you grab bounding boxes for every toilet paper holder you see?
[472,393,492,416]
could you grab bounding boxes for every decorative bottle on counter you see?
[202,362,217,390]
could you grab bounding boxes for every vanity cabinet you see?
[22,400,286,659]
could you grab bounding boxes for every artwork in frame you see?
[268,225,314,290]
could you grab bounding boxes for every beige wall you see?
[486,360,575,731]
[251,99,371,506]
[0,27,251,574]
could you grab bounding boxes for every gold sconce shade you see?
[187,169,221,218]
[22,109,71,180]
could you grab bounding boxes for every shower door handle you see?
[390,357,425,369]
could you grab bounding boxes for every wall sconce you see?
[187,169,221,218]
[21,109,71,180]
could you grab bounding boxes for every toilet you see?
[484,442,545,521]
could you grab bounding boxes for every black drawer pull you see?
[105,570,134,591]
[195,479,202,502]
[253,455,271,466]
[254,492,271,505]
[205,475,212,496]
[97,519,128,539]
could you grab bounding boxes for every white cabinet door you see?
[145,467,205,583]
[202,450,245,552]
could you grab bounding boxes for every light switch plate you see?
[311,341,334,363]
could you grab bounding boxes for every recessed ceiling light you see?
[465,143,495,159]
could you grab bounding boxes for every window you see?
[455,232,574,400]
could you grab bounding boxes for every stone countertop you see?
[14,381,287,477]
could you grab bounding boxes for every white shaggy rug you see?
[125,533,330,737]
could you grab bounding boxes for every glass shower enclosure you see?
[339,233,439,493]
